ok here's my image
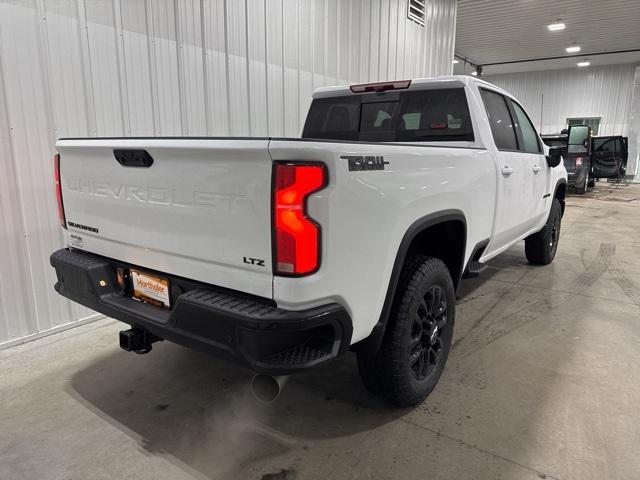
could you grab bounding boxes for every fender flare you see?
[355,209,467,355]
[553,178,567,215]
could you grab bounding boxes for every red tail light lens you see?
[575,157,583,166]
[54,153,66,228]
[273,163,327,275]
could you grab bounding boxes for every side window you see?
[510,101,542,153]
[480,89,518,150]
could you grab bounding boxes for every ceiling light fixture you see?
[547,22,566,31]
[566,45,581,53]
[577,61,590,67]
[452,59,459,64]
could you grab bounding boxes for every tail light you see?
[54,153,66,228]
[273,163,327,275]
[575,157,584,166]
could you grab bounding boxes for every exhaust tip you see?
[251,374,282,403]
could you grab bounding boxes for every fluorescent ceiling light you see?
[547,22,566,31]
[452,59,459,64]
[577,61,590,67]
[566,45,581,53]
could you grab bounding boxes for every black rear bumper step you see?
[50,248,352,374]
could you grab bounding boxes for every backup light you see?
[350,80,411,93]
[273,163,327,275]
[547,22,566,31]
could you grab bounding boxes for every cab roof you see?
[312,75,512,100]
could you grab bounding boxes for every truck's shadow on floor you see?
[67,259,517,480]
[68,341,404,478]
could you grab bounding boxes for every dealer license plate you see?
[130,270,171,309]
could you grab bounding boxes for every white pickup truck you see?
[51,76,566,406]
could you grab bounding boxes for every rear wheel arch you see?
[354,210,466,355]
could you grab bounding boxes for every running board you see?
[465,261,487,278]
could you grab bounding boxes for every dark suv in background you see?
[542,125,628,194]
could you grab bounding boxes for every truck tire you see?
[356,255,454,407]
[525,198,562,265]
[575,174,587,194]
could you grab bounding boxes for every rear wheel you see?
[357,256,454,407]
[525,198,562,265]
[575,174,587,194]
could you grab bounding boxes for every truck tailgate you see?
[56,138,273,299]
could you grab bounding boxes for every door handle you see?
[532,165,541,173]
[501,166,514,176]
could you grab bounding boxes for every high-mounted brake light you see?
[54,153,66,229]
[349,80,411,93]
[273,163,327,275]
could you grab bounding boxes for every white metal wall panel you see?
[485,64,637,136]
[0,0,456,347]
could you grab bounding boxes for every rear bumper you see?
[50,248,352,374]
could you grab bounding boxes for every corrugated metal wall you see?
[0,0,457,348]
[484,64,637,137]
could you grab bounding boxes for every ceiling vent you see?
[408,0,426,27]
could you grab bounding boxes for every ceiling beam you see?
[480,48,640,67]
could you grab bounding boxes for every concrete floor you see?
[2,182,640,480]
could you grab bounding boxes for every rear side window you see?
[302,88,474,142]
[510,101,542,153]
[594,138,621,153]
[480,89,518,150]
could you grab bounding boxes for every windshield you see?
[302,88,474,142]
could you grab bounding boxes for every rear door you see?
[56,138,274,298]
[480,89,535,252]
[507,99,549,227]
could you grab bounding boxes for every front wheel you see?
[357,256,454,407]
[525,198,562,265]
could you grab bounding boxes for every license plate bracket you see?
[130,269,171,309]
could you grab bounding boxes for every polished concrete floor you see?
[2,182,640,480]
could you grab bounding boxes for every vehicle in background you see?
[542,125,590,194]
[542,128,629,194]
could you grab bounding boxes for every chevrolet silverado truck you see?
[51,76,567,407]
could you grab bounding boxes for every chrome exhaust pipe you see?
[251,374,286,403]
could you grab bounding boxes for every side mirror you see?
[546,146,562,168]
[567,125,591,154]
